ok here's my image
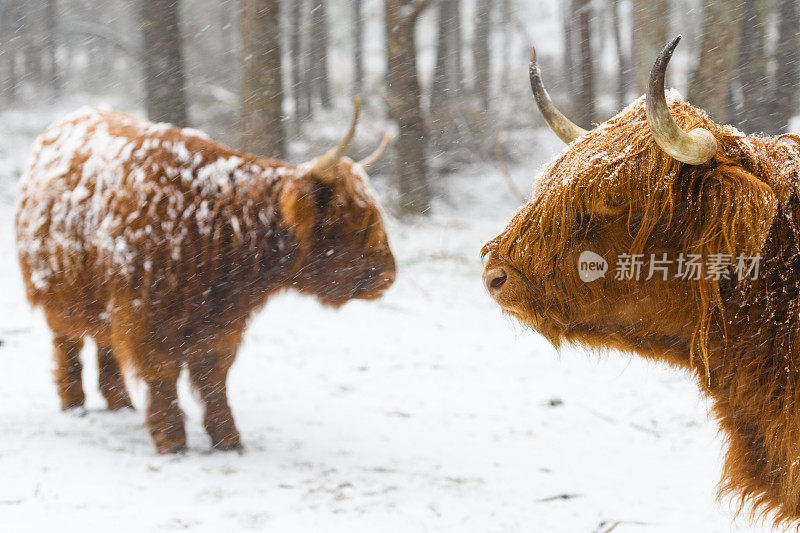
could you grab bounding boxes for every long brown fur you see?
[16,108,396,453]
[483,92,800,527]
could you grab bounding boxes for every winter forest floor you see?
[0,99,768,532]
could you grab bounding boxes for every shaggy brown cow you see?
[483,36,800,526]
[16,100,396,453]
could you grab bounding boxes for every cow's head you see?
[482,37,781,369]
[284,99,397,307]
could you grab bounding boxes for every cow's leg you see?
[145,370,186,454]
[52,335,85,410]
[188,351,241,451]
[97,345,133,411]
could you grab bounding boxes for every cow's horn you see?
[529,46,587,144]
[358,132,392,171]
[312,97,361,181]
[646,36,717,165]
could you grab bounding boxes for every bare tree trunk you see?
[431,0,465,100]
[562,0,576,93]
[353,0,364,97]
[44,0,60,98]
[385,0,432,215]
[632,0,668,95]
[310,1,332,109]
[22,1,45,87]
[1,1,22,101]
[575,0,595,126]
[609,0,631,108]
[431,0,454,103]
[473,0,492,112]
[735,0,769,133]
[216,1,236,87]
[772,0,800,134]
[139,0,188,126]
[7,55,17,101]
[499,0,512,90]
[452,0,463,96]
[25,46,44,86]
[240,0,286,158]
[688,1,742,123]
[301,1,313,118]
[290,0,310,127]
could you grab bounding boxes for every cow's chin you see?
[311,284,393,309]
[501,305,571,349]
[504,308,642,355]
[548,319,693,367]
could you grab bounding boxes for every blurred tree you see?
[431,0,463,151]
[437,0,464,97]
[452,0,464,96]
[473,0,492,112]
[300,1,313,119]
[632,0,668,95]
[575,0,595,126]
[139,0,189,126]
[735,0,769,133]
[240,0,286,157]
[772,0,800,134]
[218,1,236,71]
[44,0,60,98]
[688,0,741,123]
[23,1,44,87]
[562,0,575,95]
[432,0,456,103]
[499,0,512,91]
[353,0,364,97]
[290,0,310,127]
[0,0,24,101]
[609,0,631,108]
[385,0,433,215]
[310,1,332,109]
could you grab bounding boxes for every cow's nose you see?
[483,266,508,297]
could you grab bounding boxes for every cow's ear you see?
[686,164,776,259]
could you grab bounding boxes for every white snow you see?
[0,103,769,533]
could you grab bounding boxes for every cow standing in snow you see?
[16,100,396,453]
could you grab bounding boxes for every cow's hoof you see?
[62,404,87,417]
[156,443,187,455]
[60,398,85,411]
[107,400,135,412]
[212,440,244,454]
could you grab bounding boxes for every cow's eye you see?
[592,194,628,217]
[315,185,333,211]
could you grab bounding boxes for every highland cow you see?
[16,100,396,453]
[483,36,800,526]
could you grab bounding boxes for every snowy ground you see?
[0,102,768,532]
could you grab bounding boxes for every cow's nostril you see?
[483,267,508,294]
[490,272,507,289]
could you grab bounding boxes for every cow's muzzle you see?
[481,256,536,316]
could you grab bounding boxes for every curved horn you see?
[358,132,392,171]
[312,97,362,180]
[646,36,717,165]
[529,46,587,144]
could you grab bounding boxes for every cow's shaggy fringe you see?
[487,94,800,527]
